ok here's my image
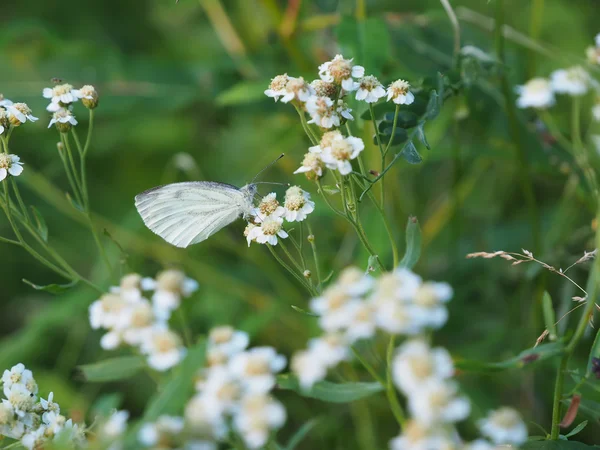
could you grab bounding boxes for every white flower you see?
[40,392,60,414]
[186,440,218,450]
[412,281,453,329]
[387,79,415,105]
[280,76,313,103]
[42,410,67,435]
[43,84,81,111]
[247,215,288,246]
[232,394,286,449]
[110,273,145,302]
[144,270,199,321]
[0,154,24,181]
[293,151,325,180]
[372,298,421,335]
[389,420,454,450]
[0,401,24,439]
[318,54,364,91]
[2,364,34,391]
[283,186,315,222]
[392,340,454,394]
[310,80,337,98]
[21,425,46,450]
[228,347,286,394]
[79,85,99,109]
[550,67,589,96]
[4,384,36,416]
[336,100,354,121]
[336,266,374,296]
[6,103,38,126]
[253,192,285,221]
[89,293,130,330]
[321,134,364,175]
[479,407,528,446]
[122,300,155,346]
[208,326,249,357]
[343,300,376,342]
[140,326,186,371]
[355,75,386,103]
[184,395,228,440]
[0,95,13,108]
[408,380,470,426]
[48,108,78,131]
[306,95,339,129]
[291,349,328,390]
[198,367,241,420]
[139,415,184,447]
[515,78,555,109]
[264,74,290,101]
[101,410,129,439]
[465,440,495,450]
[307,333,350,368]
[100,330,124,350]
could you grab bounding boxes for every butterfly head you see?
[240,184,258,219]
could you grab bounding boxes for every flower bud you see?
[303,270,312,279]
[56,142,65,152]
[307,234,315,243]
[79,85,99,109]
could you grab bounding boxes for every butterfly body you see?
[135,181,257,248]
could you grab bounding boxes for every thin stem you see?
[57,143,84,206]
[294,104,319,145]
[386,336,407,427]
[61,133,83,192]
[571,97,599,199]
[350,346,385,385]
[10,178,30,224]
[369,103,386,206]
[83,110,94,157]
[439,0,461,60]
[316,179,346,218]
[307,223,322,291]
[384,105,400,156]
[278,239,305,274]
[178,308,193,348]
[267,244,315,295]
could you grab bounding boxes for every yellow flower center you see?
[0,154,12,169]
[269,74,289,91]
[210,326,234,344]
[259,197,280,216]
[53,84,74,97]
[330,139,353,161]
[328,56,352,82]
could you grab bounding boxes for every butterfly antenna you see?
[251,153,285,184]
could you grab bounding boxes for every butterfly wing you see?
[135,182,247,248]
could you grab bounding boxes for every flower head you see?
[228,347,286,394]
[387,79,415,105]
[43,84,81,111]
[283,186,315,222]
[140,326,186,371]
[247,215,288,246]
[264,74,290,102]
[232,394,286,449]
[281,77,313,103]
[550,67,589,96]
[48,109,77,132]
[253,193,285,220]
[306,95,339,129]
[318,54,364,91]
[6,103,38,126]
[479,407,528,446]
[0,154,24,181]
[294,151,325,180]
[408,380,470,426]
[515,77,555,109]
[321,134,364,175]
[310,80,337,98]
[355,75,386,103]
[208,326,249,358]
[79,85,99,109]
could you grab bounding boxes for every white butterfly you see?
[135,181,257,248]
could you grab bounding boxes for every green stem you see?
[57,143,84,206]
[267,244,315,295]
[83,109,94,157]
[294,104,319,145]
[316,179,346,218]
[178,308,193,348]
[571,97,599,199]
[279,239,305,274]
[61,133,83,192]
[439,0,461,60]
[10,178,30,223]
[369,103,386,207]
[384,105,400,156]
[351,346,385,385]
[307,223,322,291]
[495,0,541,253]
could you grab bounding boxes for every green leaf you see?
[399,217,422,269]
[22,279,78,294]
[336,16,390,77]
[277,374,383,403]
[284,419,319,450]
[415,123,430,150]
[143,339,206,420]
[215,80,270,106]
[383,111,419,129]
[543,291,558,341]
[456,342,565,372]
[30,206,48,242]
[586,329,600,378]
[522,441,597,449]
[360,101,396,120]
[79,356,146,382]
[90,393,123,417]
[291,305,318,317]
[425,89,440,120]
[565,420,588,438]
[399,141,422,164]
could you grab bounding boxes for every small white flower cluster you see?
[265,54,414,129]
[245,186,315,246]
[0,95,36,182]
[89,270,198,371]
[291,267,452,389]
[295,129,365,177]
[95,409,129,449]
[168,326,287,449]
[0,364,84,449]
[516,34,600,110]
[42,83,98,132]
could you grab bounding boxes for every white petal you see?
[42,88,53,99]
[8,164,23,177]
[0,168,7,181]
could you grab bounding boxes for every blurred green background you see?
[1,0,600,447]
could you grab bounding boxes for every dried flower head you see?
[387,79,415,105]
[79,85,99,109]
[6,103,38,126]
[264,74,290,102]
[318,54,364,91]
[310,80,337,98]
[355,75,386,103]
[294,151,325,180]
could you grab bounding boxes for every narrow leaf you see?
[284,419,319,450]
[399,141,422,164]
[586,328,600,378]
[291,305,318,317]
[565,420,588,438]
[66,192,85,213]
[522,441,597,449]
[399,217,421,269]
[79,356,146,382]
[543,291,558,341]
[216,81,270,106]
[277,374,383,403]
[426,89,440,120]
[22,279,78,294]
[30,206,48,242]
